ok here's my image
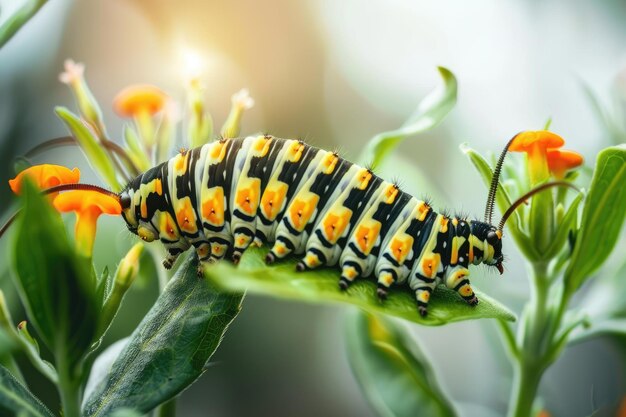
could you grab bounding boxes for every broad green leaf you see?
[460,144,539,260]
[109,409,143,417]
[361,67,457,170]
[82,256,243,416]
[83,338,130,405]
[0,364,53,417]
[565,145,626,292]
[55,107,122,191]
[346,311,457,417]
[205,246,515,326]
[11,181,100,366]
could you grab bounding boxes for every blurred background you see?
[1,0,625,416]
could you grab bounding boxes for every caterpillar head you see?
[119,182,159,242]
[469,220,504,274]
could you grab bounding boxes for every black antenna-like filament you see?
[497,181,579,232]
[484,133,520,225]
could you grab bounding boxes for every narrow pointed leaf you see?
[543,191,583,260]
[565,145,626,292]
[82,256,243,416]
[0,364,53,417]
[205,246,515,326]
[361,67,457,170]
[346,311,457,417]
[55,106,121,191]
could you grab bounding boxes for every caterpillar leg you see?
[445,267,478,306]
[162,249,183,270]
[296,248,326,272]
[266,237,295,264]
[410,273,438,317]
[339,262,362,290]
[376,270,396,301]
[194,242,213,277]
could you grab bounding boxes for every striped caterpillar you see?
[115,135,527,317]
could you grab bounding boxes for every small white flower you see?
[231,88,255,110]
[58,59,85,85]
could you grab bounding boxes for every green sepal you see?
[542,191,583,261]
[360,67,457,170]
[11,180,100,368]
[0,364,54,417]
[82,255,243,416]
[346,311,457,417]
[55,106,122,191]
[460,144,538,260]
[123,125,151,173]
[564,145,626,293]
[205,246,516,326]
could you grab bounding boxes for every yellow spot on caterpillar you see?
[288,194,319,230]
[459,284,473,297]
[355,222,381,254]
[416,202,429,221]
[287,141,305,162]
[380,273,394,287]
[450,236,459,265]
[261,182,288,220]
[390,236,412,263]
[202,187,225,225]
[322,153,339,174]
[159,212,178,240]
[138,226,156,242]
[440,217,449,233]
[385,185,399,204]
[323,208,352,243]
[235,178,261,215]
[175,198,197,234]
[422,254,441,278]
[356,168,372,190]
[210,141,227,160]
[342,266,358,280]
[253,136,272,155]
[197,244,210,258]
[418,291,430,302]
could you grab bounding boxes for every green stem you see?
[509,362,543,417]
[506,262,551,417]
[57,351,82,417]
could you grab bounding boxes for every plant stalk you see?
[57,354,82,417]
[506,262,553,417]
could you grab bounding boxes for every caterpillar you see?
[113,134,525,317]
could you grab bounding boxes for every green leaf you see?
[11,181,100,366]
[0,364,54,417]
[361,67,457,170]
[346,311,457,417]
[0,0,47,49]
[565,145,626,292]
[82,256,243,416]
[55,107,122,191]
[205,246,515,326]
[460,144,539,260]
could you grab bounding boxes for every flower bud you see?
[17,321,40,355]
[115,242,144,288]
[221,89,254,139]
[59,59,107,138]
[187,78,213,147]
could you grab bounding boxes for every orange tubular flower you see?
[509,131,565,185]
[9,164,80,196]
[53,191,122,257]
[113,85,168,147]
[546,149,584,179]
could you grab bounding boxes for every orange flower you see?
[546,149,584,179]
[53,191,122,257]
[509,131,565,185]
[113,84,168,147]
[9,164,80,195]
[113,85,168,117]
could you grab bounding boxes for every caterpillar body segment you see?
[119,135,505,316]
